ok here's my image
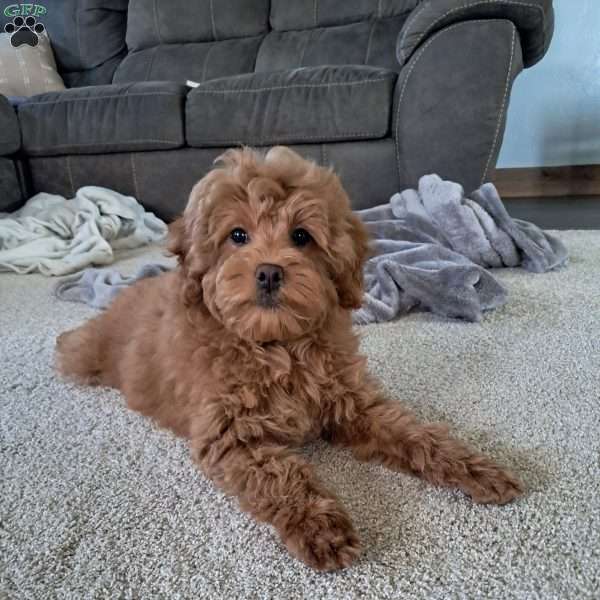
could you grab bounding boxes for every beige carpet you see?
[1,231,599,599]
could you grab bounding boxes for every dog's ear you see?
[167,217,189,262]
[333,211,370,310]
[168,181,212,307]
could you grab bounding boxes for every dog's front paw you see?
[281,499,361,571]
[463,461,524,505]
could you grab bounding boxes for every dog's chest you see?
[211,341,347,441]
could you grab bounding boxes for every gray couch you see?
[1,0,554,220]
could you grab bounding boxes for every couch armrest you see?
[0,95,21,156]
[397,0,553,68]
[393,19,523,194]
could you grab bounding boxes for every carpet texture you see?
[1,232,599,599]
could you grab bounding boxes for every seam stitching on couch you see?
[76,8,82,68]
[399,0,545,62]
[481,24,516,185]
[314,0,319,27]
[201,43,215,82]
[27,140,182,153]
[153,0,163,45]
[377,0,383,18]
[209,0,218,41]
[394,19,491,180]
[192,130,387,145]
[322,144,328,166]
[122,34,266,58]
[65,156,75,197]
[23,92,182,106]
[191,77,392,95]
[365,21,376,64]
[299,29,312,67]
[130,153,140,199]
[145,46,159,81]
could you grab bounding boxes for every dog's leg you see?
[191,416,360,571]
[327,390,523,505]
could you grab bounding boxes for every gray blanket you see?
[354,175,567,323]
[54,175,568,323]
[54,264,170,310]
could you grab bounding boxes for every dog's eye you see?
[291,228,312,247]
[230,228,249,245]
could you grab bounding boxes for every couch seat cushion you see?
[186,65,397,147]
[0,95,20,155]
[18,82,187,157]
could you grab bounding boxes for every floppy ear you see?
[334,211,370,310]
[167,181,212,307]
[167,217,188,263]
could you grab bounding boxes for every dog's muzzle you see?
[256,263,283,308]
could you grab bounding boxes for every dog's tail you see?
[55,319,107,386]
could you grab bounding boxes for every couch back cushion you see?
[114,0,418,84]
[113,0,270,83]
[0,0,128,87]
[124,0,270,49]
[257,0,418,72]
[269,0,418,30]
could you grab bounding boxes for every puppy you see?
[56,147,523,571]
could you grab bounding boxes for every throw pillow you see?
[0,31,65,96]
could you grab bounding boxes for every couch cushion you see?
[113,37,263,85]
[269,0,418,31]
[256,17,410,73]
[126,0,270,51]
[186,66,397,147]
[17,82,187,157]
[114,0,270,85]
[258,0,416,74]
[0,96,21,155]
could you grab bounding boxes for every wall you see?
[497,0,600,168]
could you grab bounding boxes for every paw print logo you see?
[4,16,45,48]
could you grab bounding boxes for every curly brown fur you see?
[56,147,523,571]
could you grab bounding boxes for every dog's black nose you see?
[256,264,284,295]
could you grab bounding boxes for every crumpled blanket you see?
[0,186,167,276]
[354,175,568,323]
[52,175,568,323]
[54,264,170,310]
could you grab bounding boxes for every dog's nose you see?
[256,264,284,294]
